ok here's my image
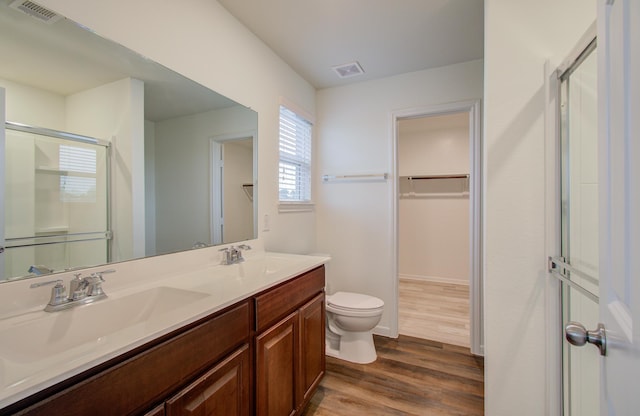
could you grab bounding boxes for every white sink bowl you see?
[228,254,308,277]
[189,254,307,293]
[0,286,210,364]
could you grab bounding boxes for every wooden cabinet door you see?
[256,312,299,416]
[298,293,325,407]
[166,345,250,416]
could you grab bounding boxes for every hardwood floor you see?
[398,278,470,348]
[302,335,484,416]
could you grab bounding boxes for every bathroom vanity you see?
[0,252,327,416]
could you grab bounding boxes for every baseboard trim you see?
[399,274,469,286]
[373,325,394,338]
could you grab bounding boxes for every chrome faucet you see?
[30,269,115,312]
[219,244,251,265]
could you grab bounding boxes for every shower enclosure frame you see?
[1,121,112,279]
[543,22,599,415]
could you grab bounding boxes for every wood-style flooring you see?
[302,335,484,416]
[398,278,470,348]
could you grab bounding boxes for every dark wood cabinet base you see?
[3,266,325,416]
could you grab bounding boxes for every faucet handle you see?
[30,279,67,306]
[86,269,113,297]
[30,279,63,289]
[237,244,251,251]
[219,247,232,264]
[68,273,86,301]
[92,269,115,278]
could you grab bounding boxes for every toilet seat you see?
[325,291,384,363]
[328,291,384,309]
[327,292,384,317]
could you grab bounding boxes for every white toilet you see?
[325,291,384,364]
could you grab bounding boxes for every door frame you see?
[210,130,257,245]
[390,99,483,355]
[0,88,5,278]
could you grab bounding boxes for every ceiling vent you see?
[9,0,63,24]
[332,61,365,79]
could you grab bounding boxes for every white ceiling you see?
[1,0,484,121]
[217,0,484,89]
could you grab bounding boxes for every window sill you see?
[278,202,315,213]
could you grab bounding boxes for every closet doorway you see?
[392,101,482,355]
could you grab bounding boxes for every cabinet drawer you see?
[166,345,250,416]
[14,302,250,416]
[254,266,325,333]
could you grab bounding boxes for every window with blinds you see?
[59,144,97,202]
[279,105,312,202]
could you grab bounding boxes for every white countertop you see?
[0,251,330,409]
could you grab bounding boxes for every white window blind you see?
[279,105,312,202]
[59,144,97,202]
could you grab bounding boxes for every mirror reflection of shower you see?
[0,2,259,283]
[2,122,111,281]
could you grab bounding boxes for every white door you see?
[596,0,640,413]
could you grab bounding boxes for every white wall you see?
[484,1,595,414]
[0,78,65,129]
[398,114,470,176]
[398,114,469,283]
[38,0,318,255]
[316,60,483,336]
[223,139,254,243]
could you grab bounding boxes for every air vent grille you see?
[332,61,365,79]
[9,0,63,24]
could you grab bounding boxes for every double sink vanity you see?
[0,248,329,415]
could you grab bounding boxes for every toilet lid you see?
[327,291,384,310]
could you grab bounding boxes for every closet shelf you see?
[401,174,469,180]
[399,191,469,198]
[322,173,388,182]
[399,174,469,198]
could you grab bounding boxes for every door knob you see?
[565,322,606,356]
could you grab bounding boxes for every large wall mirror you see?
[0,1,258,282]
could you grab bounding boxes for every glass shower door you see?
[557,39,599,416]
[2,124,111,280]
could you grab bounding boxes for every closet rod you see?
[322,173,388,182]
[405,174,469,180]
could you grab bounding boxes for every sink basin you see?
[0,287,210,364]
[188,254,305,294]
[225,254,304,278]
